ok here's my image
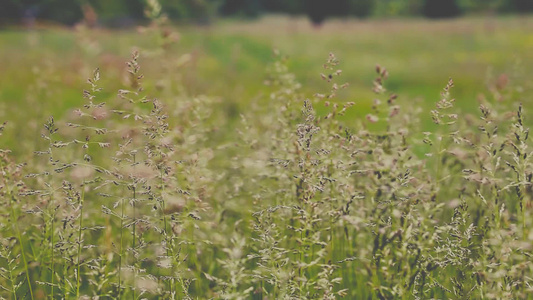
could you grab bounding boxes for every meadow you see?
[0,15,533,299]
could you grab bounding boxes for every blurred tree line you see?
[0,0,532,26]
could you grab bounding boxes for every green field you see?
[1,15,533,299]
[1,16,533,152]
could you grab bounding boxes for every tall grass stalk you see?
[119,192,125,297]
[9,197,34,300]
[76,189,85,298]
[1,42,533,299]
[131,151,137,300]
[50,194,55,299]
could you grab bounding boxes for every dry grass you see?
[0,14,533,300]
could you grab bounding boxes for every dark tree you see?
[422,0,461,18]
[306,0,327,25]
[0,0,22,24]
[306,0,351,26]
[262,0,304,15]
[329,0,352,18]
[513,0,533,12]
[40,0,84,25]
[351,0,375,18]
[220,0,262,17]
[0,0,87,26]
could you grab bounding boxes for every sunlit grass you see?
[0,16,532,298]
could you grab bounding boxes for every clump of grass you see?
[0,122,33,299]
[0,42,532,300]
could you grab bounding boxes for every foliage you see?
[220,0,263,17]
[0,0,83,25]
[306,0,374,25]
[1,0,533,27]
[0,18,533,299]
[513,0,533,12]
[422,0,461,18]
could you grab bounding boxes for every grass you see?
[0,15,532,299]
[1,16,533,153]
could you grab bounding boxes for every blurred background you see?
[1,0,533,26]
[0,0,532,155]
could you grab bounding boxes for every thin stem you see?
[132,185,136,300]
[63,257,68,297]
[10,198,34,300]
[2,158,33,300]
[435,135,444,199]
[522,194,526,241]
[6,254,16,299]
[9,264,16,299]
[119,196,125,297]
[299,229,304,297]
[1,225,17,299]
[160,168,169,238]
[2,158,34,300]
[160,167,173,295]
[76,189,85,298]
[132,153,137,300]
[50,195,55,299]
